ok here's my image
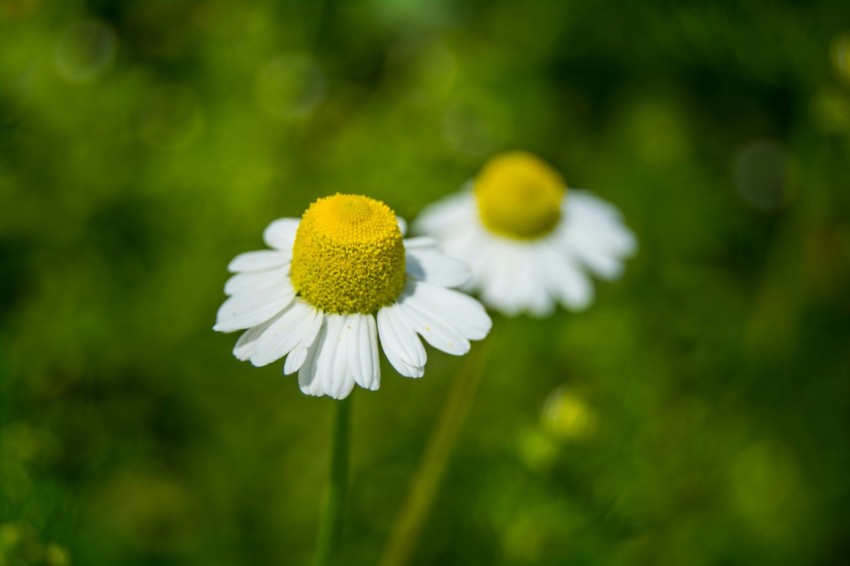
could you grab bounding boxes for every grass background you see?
[2,0,850,564]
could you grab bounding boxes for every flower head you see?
[290,195,406,313]
[414,151,637,316]
[215,194,491,399]
[475,151,565,239]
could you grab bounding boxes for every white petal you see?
[263,218,300,251]
[224,266,288,296]
[477,244,526,316]
[506,248,537,311]
[249,301,318,367]
[325,315,356,399]
[232,313,282,361]
[346,315,363,389]
[572,245,624,280]
[228,250,290,273]
[402,236,438,249]
[567,190,624,221]
[541,244,594,311]
[284,307,324,375]
[512,247,554,316]
[396,216,407,236]
[590,216,637,256]
[390,306,427,368]
[523,247,557,317]
[377,306,425,378]
[284,349,308,375]
[365,314,381,389]
[298,320,327,396]
[350,314,380,390]
[449,227,496,292]
[562,229,635,282]
[469,238,554,317]
[396,290,471,356]
[406,281,491,340]
[405,245,471,288]
[565,192,637,255]
[413,190,476,238]
[555,193,636,284]
[299,315,356,399]
[214,283,295,332]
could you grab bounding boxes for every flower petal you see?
[350,314,380,390]
[250,301,319,367]
[571,244,624,280]
[263,218,300,251]
[401,236,437,249]
[405,281,491,340]
[377,305,425,378]
[567,190,624,221]
[232,313,283,361]
[224,266,288,296]
[477,243,526,316]
[284,307,323,375]
[214,283,295,332]
[405,244,471,288]
[228,250,290,273]
[511,246,554,316]
[564,191,637,263]
[542,244,594,311]
[396,288,471,356]
[297,315,357,399]
[298,320,327,396]
[561,217,636,281]
[450,227,494,291]
[413,190,475,238]
[523,247,556,317]
[326,315,356,399]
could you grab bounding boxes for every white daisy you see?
[414,151,637,317]
[214,194,491,399]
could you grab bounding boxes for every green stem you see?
[314,395,352,566]
[379,344,489,566]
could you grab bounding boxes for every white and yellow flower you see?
[214,194,491,399]
[415,151,637,316]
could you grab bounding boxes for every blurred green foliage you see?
[2,0,850,564]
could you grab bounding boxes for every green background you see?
[2,0,850,564]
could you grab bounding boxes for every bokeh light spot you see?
[542,386,598,441]
[831,34,850,85]
[54,19,116,83]
[733,140,789,212]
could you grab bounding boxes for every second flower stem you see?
[379,344,489,566]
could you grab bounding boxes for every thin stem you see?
[379,344,489,566]
[314,395,352,566]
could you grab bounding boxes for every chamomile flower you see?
[415,151,637,316]
[214,194,491,399]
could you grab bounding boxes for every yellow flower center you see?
[474,151,566,240]
[290,194,406,314]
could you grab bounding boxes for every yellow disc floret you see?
[474,151,567,240]
[290,194,406,314]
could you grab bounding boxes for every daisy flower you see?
[414,151,637,317]
[214,194,491,399]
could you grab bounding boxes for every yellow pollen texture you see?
[290,194,406,314]
[474,151,567,240]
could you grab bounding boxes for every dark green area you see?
[2,0,850,564]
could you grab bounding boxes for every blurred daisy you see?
[214,194,491,399]
[415,151,637,316]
